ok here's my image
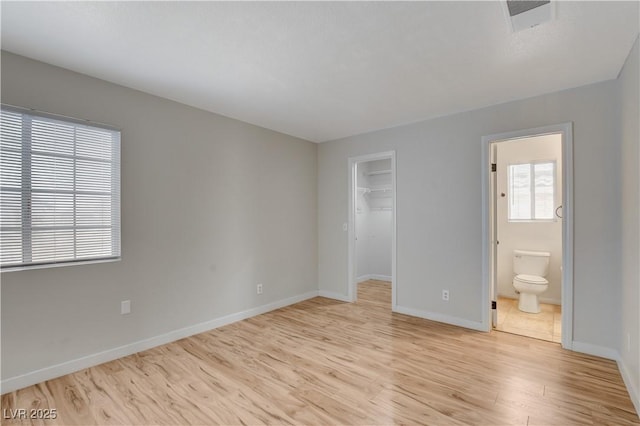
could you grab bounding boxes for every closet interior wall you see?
[356,159,393,282]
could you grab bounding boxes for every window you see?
[508,161,555,221]
[1,105,120,270]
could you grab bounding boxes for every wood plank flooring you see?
[2,280,638,425]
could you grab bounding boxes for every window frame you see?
[0,104,121,272]
[507,159,557,223]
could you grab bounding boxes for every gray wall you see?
[0,52,318,380]
[618,36,639,406]
[319,78,620,349]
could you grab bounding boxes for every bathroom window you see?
[0,105,121,270]
[508,161,555,221]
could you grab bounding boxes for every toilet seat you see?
[515,274,548,285]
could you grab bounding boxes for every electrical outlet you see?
[257,283,263,295]
[442,290,449,301]
[121,300,131,315]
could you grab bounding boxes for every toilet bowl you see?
[513,274,548,313]
[512,250,550,314]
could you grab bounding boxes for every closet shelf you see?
[363,186,392,199]
[365,169,392,176]
[358,186,392,194]
[369,186,392,193]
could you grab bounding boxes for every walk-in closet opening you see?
[348,151,397,307]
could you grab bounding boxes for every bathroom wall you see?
[356,159,392,281]
[496,134,563,304]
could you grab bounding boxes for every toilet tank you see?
[513,250,550,276]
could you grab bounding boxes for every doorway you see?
[493,134,562,342]
[348,151,396,307]
[481,124,573,349]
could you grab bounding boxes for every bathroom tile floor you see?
[495,296,561,343]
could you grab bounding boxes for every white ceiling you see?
[1,1,638,142]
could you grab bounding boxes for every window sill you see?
[508,219,558,223]
[1,257,121,273]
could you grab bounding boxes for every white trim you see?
[618,355,640,416]
[569,341,639,412]
[357,274,392,283]
[347,151,397,308]
[481,123,574,351]
[571,344,638,415]
[0,290,318,394]
[538,297,561,305]
[394,305,486,332]
[1,257,121,273]
[571,341,619,361]
[499,294,561,306]
[317,290,352,302]
[482,134,492,332]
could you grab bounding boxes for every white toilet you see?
[512,250,550,313]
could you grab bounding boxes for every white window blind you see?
[0,105,120,270]
[508,161,555,221]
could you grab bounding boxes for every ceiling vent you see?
[503,1,555,33]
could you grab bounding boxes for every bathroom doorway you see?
[494,134,562,342]
[482,124,573,348]
[347,151,396,307]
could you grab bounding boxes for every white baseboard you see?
[0,290,319,394]
[318,290,352,302]
[571,341,619,360]
[617,355,640,416]
[571,341,639,414]
[499,294,561,306]
[393,305,486,332]
[357,274,392,283]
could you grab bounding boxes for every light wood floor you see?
[2,280,638,425]
[495,296,562,343]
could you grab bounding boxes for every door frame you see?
[347,151,397,307]
[481,123,573,349]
